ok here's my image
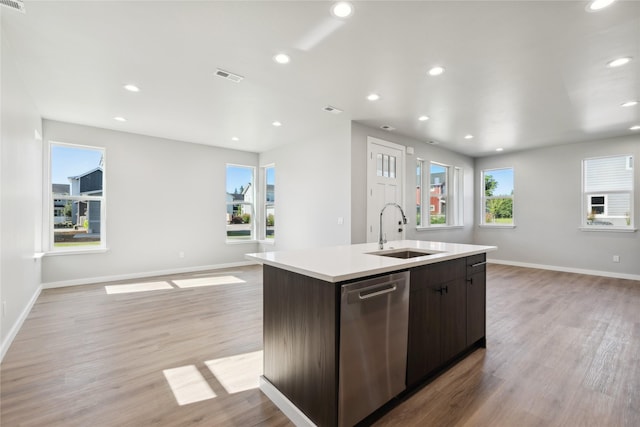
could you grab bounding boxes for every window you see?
[263,165,275,241]
[226,165,255,241]
[481,167,514,226]
[583,155,634,229]
[50,142,105,251]
[416,160,463,228]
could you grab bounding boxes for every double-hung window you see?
[582,155,634,230]
[263,165,275,241]
[481,167,514,226]
[49,142,106,251]
[226,164,255,241]
[416,160,463,228]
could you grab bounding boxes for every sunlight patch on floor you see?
[105,281,174,294]
[205,350,263,394]
[173,276,246,288]
[163,365,216,406]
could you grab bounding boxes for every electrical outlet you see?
[179,251,185,259]
[613,255,620,263]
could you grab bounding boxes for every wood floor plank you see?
[1,264,639,426]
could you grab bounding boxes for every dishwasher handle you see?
[358,283,397,300]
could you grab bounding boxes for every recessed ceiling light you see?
[231,137,239,141]
[630,125,640,131]
[496,148,504,152]
[418,115,429,121]
[607,57,631,68]
[428,66,445,76]
[367,93,380,101]
[587,0,616,11]
[123,84,140,92]
[464,134,473,139]
[273,53,290,64]
[272,121,282,127]
[621,100,638,107]
[113,116,126,122]
[331,2,353,18]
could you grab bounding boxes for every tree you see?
[485,174,498,197]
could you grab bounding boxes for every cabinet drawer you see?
[466,254,486,276]
[430,258,466,283]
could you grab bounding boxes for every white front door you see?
[366,137,406,243]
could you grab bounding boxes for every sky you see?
[485,168,514,196]
[51,145,102,185]
[226,166,254,194]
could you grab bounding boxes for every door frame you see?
[366,136,406,243]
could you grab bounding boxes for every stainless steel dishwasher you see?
[339,270,410,427]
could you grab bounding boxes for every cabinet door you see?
[440,278,467,362]
[466,271,486,346]
[407,267,441,386]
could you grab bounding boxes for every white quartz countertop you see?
[245,240,497,283]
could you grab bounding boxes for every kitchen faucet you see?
[379,203,407,250]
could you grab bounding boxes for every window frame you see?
[261,164,275,243]
[480,167,515,228]
[47,141,107,254]
[225,164,256,243]
[416,159,464,229]
[581,154,635,232]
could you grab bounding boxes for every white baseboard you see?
[488,259,640,281]
[41,260,259,289]
[259,376,316,427]
[1,285,42,363]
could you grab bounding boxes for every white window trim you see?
[260,164,276,244]
[226,164,256,243]
[581,154,634,232]
[480,167,515,228]
[416,159,463,229]
[46,141,107,253]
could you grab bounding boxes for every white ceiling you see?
[2,1,639,156]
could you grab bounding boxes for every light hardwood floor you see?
[1,264,639,426]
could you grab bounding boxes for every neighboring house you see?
[430,172,446,215]
[69,167,103,234]
[226,183,252,222]
[52,183,70,224]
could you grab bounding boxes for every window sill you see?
[479,224,516,229]
[416,225,464,231]
[44,247,110,256]
[226,240,258,245]
[259,239,276,245]
[579,226,637,233]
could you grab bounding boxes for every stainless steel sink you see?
[367,248,444,259]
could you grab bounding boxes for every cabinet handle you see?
[470,261,487,268]
[435,285,448,295]
[467,277,473,284]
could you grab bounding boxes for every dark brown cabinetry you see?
[407,254,487,387]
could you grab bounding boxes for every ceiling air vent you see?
[0,0,25,13]
[380,125,396,131]
[322,105,343,114]
[215,68,244,83]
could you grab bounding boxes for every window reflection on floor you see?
[172,276,246,288]
[162,365,217,406]
[205,350,263,394]
[104,281,173,294]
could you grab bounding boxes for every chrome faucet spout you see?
[378,203,407,250]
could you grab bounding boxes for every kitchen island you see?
[246,240,496,427]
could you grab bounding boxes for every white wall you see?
[258,120,351,252]
[474,136,640,278]
[1,35,43,360]
[351,122,476,245]
[41,120,259,286]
